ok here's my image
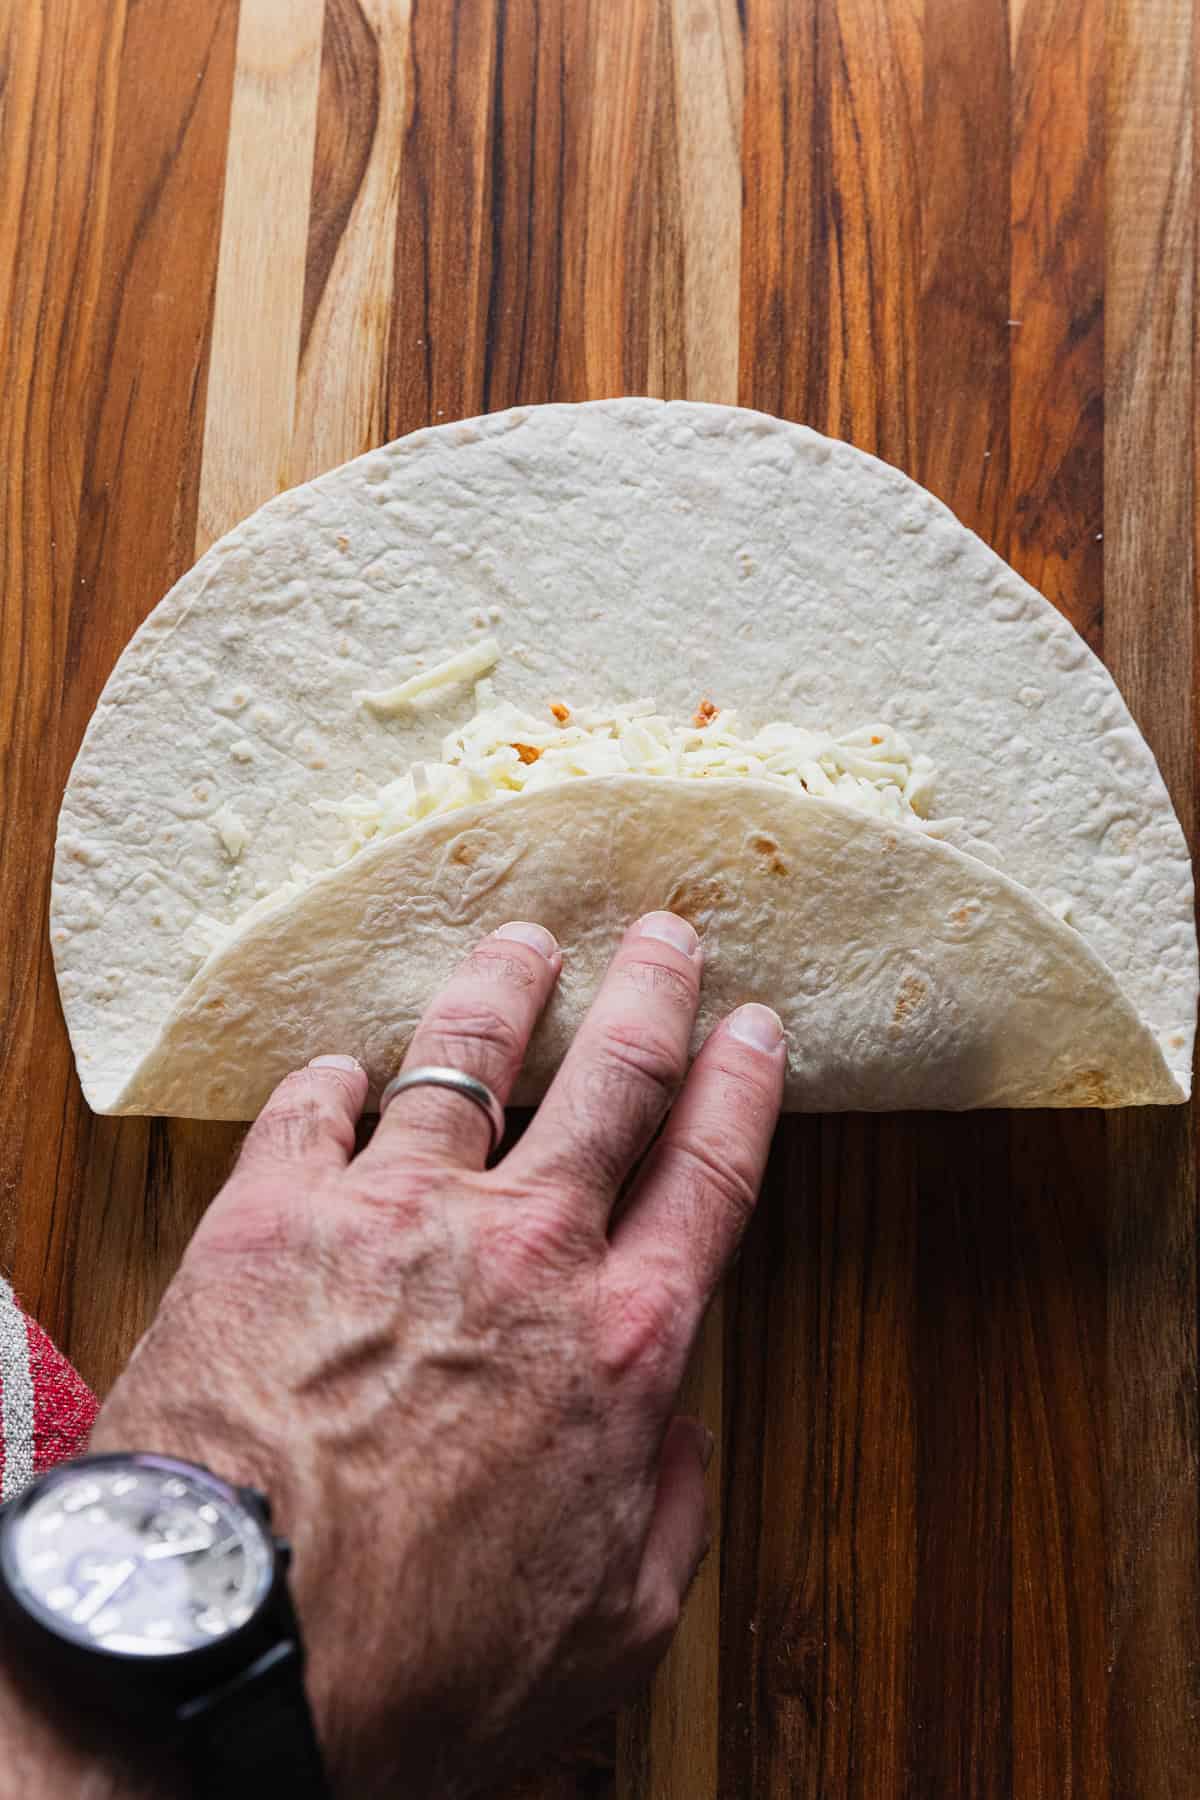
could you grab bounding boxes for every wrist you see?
[1,1445,331,1800]
[0,1652,176,1800]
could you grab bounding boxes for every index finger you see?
[607,1003,785,1309]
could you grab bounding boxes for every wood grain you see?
[663,0,743,403]
[733,6,923,1794]
[0,0,242,1386]
[617,7,742,1795]
[1006,6,1109,1795]
[292,0,409,480]
[1105,5,1198,1797]
[1007,0,1104,647]
[58,0,244,1401]
[2,3,1197,1797]
[915,4,1017,1796]
[196,0,324,551]
[0,0,124,1325]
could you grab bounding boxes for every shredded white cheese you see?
[191,688,957,968]
[310,698,943,863]
[210,801,249,861]
[357,636,500,716]
[182,911,234,961]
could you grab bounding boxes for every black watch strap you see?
[176,1593,330,1798]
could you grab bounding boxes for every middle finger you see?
[503,911,702,1224]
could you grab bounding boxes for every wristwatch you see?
[0,1451,330,1795]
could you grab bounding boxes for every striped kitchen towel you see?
[0,1276,97,1501]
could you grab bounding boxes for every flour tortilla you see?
[109,783,1179,1118]
[51,400,1196,1115]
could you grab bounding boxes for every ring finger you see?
[360,921,562,1171]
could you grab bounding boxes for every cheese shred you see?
[194,681,953,965]
[356,636,500,715]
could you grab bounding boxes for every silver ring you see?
[378,1065,506,1155]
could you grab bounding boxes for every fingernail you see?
[700,1426,716,1471]
[727,1003,784,1051]
[493,920,559,958]
[636,911,699,957]
[308,1054,363,1072]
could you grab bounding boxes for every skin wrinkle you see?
[654,1135,760,1242]
[588,1022,687,1105]
[410,1000,527,1076]
[461,945,539,989]
[615,956,697,1009]
[237,1097,338,1163]
[81,921,784,1799]
[363,932,560,1165]
[557,1059,673,1195]
[478,1196,602,1286]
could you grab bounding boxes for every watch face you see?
[2,1457,274,1657]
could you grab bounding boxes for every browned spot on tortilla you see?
[512,742,541,764]
[1053,1068,1119,1107]
[881,832,898,854]
[948,903,973,930]
[451,839,479,866]
[748,833,790,877]
[549,702,570,724]
[202,996,225,1013]
[891,974,927,1029]
[664,876,728,925]
[336,534,350,551]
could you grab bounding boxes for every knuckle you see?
[463,945,538,990]
[243,1083,344,1164]
[667,1134,761,1233]
[346,1162,437,1228]
[616,957,697,1011]
[593,1021,685,1106]
[190,1169,330,1263]
[711,1053,780,1123]
[423,997,525,1082]
[598,1276,690,1387]
[483,1188,602,1285]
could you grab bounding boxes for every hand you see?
[91,912,785,1797]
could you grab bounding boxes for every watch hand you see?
[143,1533,223,1561]
[71,1557,136,1624]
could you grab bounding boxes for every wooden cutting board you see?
[2,1,1196,1794]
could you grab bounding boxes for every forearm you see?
[0,1657,176,1800]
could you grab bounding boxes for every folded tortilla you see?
[51,400,1197,1116]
